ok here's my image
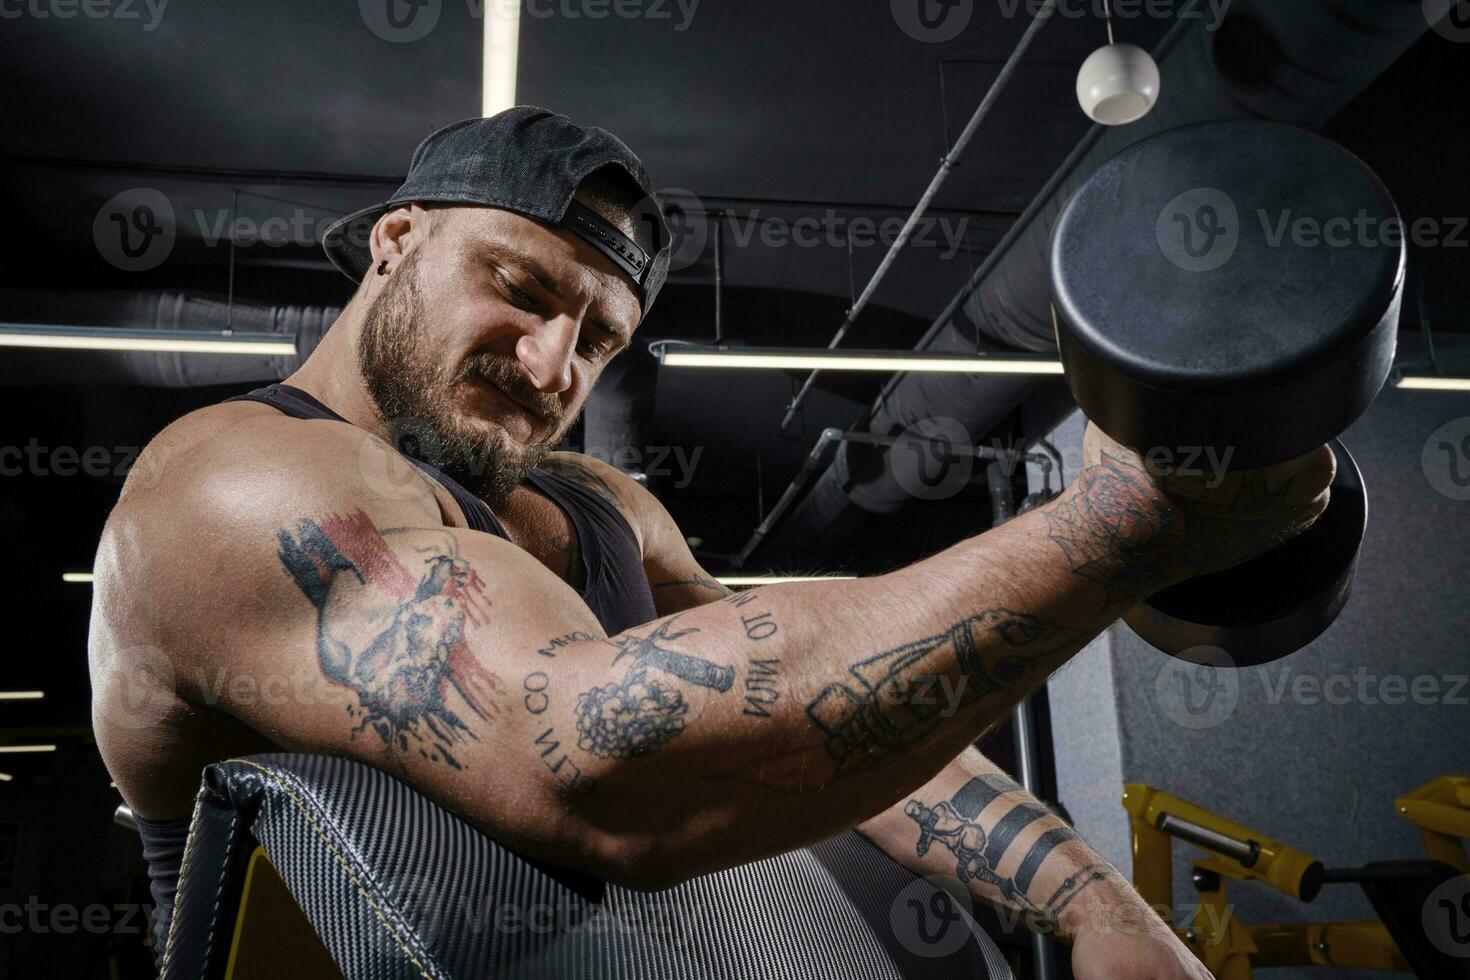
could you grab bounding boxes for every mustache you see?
[459,355,562,422]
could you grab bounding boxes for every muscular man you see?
[88,107,1333,979]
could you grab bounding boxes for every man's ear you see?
[368,204,435,275]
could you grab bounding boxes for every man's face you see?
[357,204,642,501]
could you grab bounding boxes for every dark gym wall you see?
[1044,377,1470,980]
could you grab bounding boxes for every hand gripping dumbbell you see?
[1049,120,1403,666]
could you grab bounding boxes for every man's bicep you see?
[247,515,593,719]
[162,473,612,853]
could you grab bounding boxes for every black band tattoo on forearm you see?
[906,776,1106,928]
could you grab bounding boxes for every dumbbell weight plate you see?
[1049,120,1402,663]
[1123,439,1366,667]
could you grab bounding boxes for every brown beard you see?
[355,247,571,503]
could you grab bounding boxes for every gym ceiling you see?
[0,0,1465,751]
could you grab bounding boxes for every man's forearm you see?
[533,447,1185,880]
[855,748,1148,943]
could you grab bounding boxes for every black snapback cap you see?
[322,106,672,317]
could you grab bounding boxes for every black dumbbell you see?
[1049,120,1402,666]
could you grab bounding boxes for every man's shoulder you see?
[120,400,402,509]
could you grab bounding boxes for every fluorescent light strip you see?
[0,324,297,356]
[1397,375,1470,392]
[0,745,56,753]
[660,348,1065,375]
[717,576,857,587]
[63,572,94,584]
[483,0,521,116]
[0,773,11,782]
[0,691,43,701]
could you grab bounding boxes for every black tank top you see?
[138,382,657,964]
[229,382,657,634]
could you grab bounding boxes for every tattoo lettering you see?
[722,589,762,609]
[575,618,734,760]
[906,776,1105,929]
[538,631,597,658]
[276,511,505,769]
[533,726,597,794]
[742,657,781,718]
[523,671,550,714]
[805,610,1061,775]
[741,611,778,641]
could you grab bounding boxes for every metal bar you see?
[1157,813,1261,868]
[1012,695,1059,980]
[780,0,1060,431]
[713,211,725,344]
[735,427,1046,567]
[226,188,239,332]
[736,428,845,567]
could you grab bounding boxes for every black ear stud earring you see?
[376,260,389,276]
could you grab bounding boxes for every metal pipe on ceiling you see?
[778,0,1061,431]
[752,0,1449,568]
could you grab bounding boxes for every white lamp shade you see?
[1076,43,1160,125]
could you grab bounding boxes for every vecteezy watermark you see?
[1156,658,1470,730]
[353,416,706,500]
[359,0,700,44]
[90,644,178,733]
[896,0,1234,42]
[1423,418,1470,501]
[580,444,703,488]
[93,188,176,272]
[1423,873,1470,958]
[1256,211,1469,251]
[1256,666,1469,709]
[994,0,1234,29]
[892,0,974,43]
[723,210,971,261]
[1154,647,1240,731]
[1156,188,1241,273]
[0,440,144,479]
[886,416,1231,504]
[889,874,978,957]
[397,870,703,947]
[0,898,153,936]
[0,0,168,31]
[1139,445,1234,488]
[1157,189,1469,273]
[631,187,707,274]
[92,189,346,273]
[1426,0,1470,43]
[892,416,980,502]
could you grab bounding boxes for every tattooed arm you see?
[857,748,1210,978]
[94,413,1330,893]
